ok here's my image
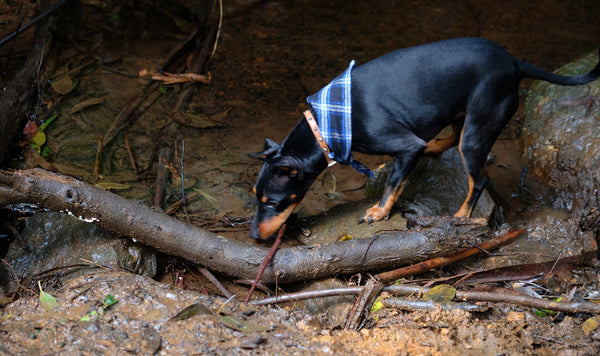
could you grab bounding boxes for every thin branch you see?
[252,281,600,314]
[375,228,526,283]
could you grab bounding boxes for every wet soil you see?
[2,0,600,354]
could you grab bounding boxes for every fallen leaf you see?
[68,97,104,115]
[170,303,269,333]
[423,284,456,303]
[583,316,600,337]
[38,281,59,312]
[194,188,220,209]
[370,296,384,314]
[216,314,269,333]
[169,303,211,322]
[23,121,38,140]
[103,294,118,309]
[30,131,46,153]
[51,75,77,95]
[95,182,131,191]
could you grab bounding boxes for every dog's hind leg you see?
[455,93,519,218]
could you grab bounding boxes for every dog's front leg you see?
[359,138,425,224]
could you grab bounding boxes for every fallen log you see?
[0,168,490,283]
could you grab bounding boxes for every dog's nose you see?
[249,221,261,240]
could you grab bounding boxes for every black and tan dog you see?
[250,37,600,240]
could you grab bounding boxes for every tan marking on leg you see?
[363,179,408,222]
[455,125,474,218]
[425,123,459,154]
[454,174,475,218]
[257,203,299,239]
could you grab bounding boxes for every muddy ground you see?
[1,0,600,354]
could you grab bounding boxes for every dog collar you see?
[303,110,337,167]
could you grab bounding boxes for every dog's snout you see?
[249,223,261,240]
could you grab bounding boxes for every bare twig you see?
[139,70,211,85]
[244,225,286,303]
[124,134,138,174]
[383,298,488,312]
[0,0,67,48]
[344,277,384,330]
[250,287,363,305]
[198,267,233,298]
[252,281,600,315]
[386,284,600,315]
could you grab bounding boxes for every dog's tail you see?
[518,48,600,86]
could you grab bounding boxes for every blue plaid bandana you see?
[307,60,373,177]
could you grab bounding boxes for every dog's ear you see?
[248,138,280,159]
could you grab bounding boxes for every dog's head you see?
[249,138,307,240]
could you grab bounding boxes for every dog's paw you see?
[358,203,390,224]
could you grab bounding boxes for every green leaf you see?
[103,294,118,309]
[41,146,53,158]
[80,309,99,322]
[423,284,456,303]
[30,131,46,151]
[38,281,59,312]
[106,14,120,22]
[370,296,384,314]
[38,115,58,132]
[158,86,167,95]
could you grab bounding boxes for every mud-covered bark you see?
[0,168,489,283]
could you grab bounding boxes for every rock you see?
[522,48,600,213]
[0,211,157,291]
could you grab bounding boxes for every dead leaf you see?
[583,316,600,337]
[216,314,269,333]
[169,303,211,322]
[68,97,104,115]
[51,75,77,95]
[95,182,131,191]
[22,121,38,140]
[169,302,269,333]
